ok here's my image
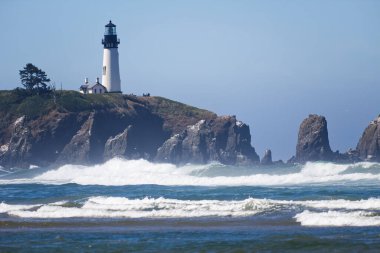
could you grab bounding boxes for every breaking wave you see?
[2,197,277,219]
[295,210,380,226]
[1,158,380,186]
[3,196,380,225]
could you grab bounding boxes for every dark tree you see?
[19,63,51,94]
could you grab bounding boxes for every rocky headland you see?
[0,91,259,169]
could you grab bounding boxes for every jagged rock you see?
[57,104,167,164]
[0,116,32,168]
[155,116,260,165]
[57,112,95,164]
[0,111,89,168]
[103,125,154,160]
[336,148,361,163]
[155,132,185,164]
[181,120,212,163]
[156,120,212,164]
[295,114,333,162]
[287,156,296,164]
[356,115,380,162]
[261,149,272,165]
[104,126,131,160]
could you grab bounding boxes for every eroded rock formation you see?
[356,115,380,162]
[261,149,272,165]
[295,114,334,162]
[155,117,259,165]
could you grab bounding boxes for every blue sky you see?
[1,0,379,160]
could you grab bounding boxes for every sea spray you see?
[1,158,380,186]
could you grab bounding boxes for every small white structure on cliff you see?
[80,78,107,94]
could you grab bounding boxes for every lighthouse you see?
[101,20,121,93]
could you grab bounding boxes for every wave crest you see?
[4,196,380,222]
[295,210,380,226]
[1,158,380,186]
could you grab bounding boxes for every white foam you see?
[7,197,277,219]
[0,144,9,153]
[5,196,380,220]
[299,198,380,210]
[4,196,380,220]
[1,158,380,186]
[0,202,40,213]
[295,210,380,226]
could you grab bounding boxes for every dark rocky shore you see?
[0,91,259,169]
[0,90,378,169]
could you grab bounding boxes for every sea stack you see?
[101,20,121,93]
[356,115,380,162]
[261,149,272,165]
[295,114,333,162]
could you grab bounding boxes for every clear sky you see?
[1,0,379,160]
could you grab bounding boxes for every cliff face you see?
[295,114,334,162]
[155,116,259,165]
[0,91,259,168]
[356,115,380,162]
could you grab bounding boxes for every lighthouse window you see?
[103,66,106,75]
[105,27,116,35]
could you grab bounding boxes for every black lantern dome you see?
[102,20,120,48]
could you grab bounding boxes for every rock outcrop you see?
[0,116,32,168]
[0,91,259,168]
[356,115,380,162]
[56,112,95,165]
[261,149,272,165]
[295,114,334,162]
[155,116,259,165]
[104,126,132,160]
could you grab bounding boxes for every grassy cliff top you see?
[0,90,129,118]
[141,96,217,134]
[0,90,217,134]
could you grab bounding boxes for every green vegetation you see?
[146,96,217,133]
[56,91,126,112]
[151,96,216,119]
[0,90,126,119]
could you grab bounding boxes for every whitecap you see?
[294,210,380,226]
[1,158,380,186]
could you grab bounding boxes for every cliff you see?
[0,90,259,169]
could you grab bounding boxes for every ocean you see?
[1,158,380,252]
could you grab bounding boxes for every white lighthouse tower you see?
[101,20,121,93]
